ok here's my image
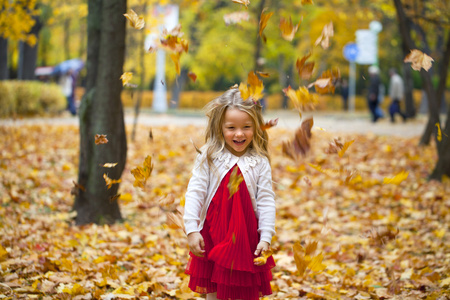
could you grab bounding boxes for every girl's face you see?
[222,108,254,157]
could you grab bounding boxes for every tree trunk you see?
[402,62,415,118]
[74,0,127,225]
[0,37,8,80]
[429,105,450,180]
[18,16,42,80]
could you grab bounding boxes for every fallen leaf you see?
[282,117,314,160]
[383,171,408,185]
[261,118,278,131]
[239,71,264,101]
[283,86,318,115]
[404,49,434,71]
[253,248,274,265]
[338,140,355,157]
[170,52,181,75]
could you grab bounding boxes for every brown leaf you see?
[282,117,314,160]
[261,118,278,131]
[296,53,315,80]
[188,71,197,82]
[95,134,108,145]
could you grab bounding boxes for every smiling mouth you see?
[233,140,246,145]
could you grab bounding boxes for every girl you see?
[184,87,276,300]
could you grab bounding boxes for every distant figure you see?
[59,69,76,116]
[388,68,407,123]
[340,79,349,111]
[367,65,382,122]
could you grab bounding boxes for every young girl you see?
[184,87,276,300]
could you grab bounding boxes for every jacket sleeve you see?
[255,157,276,244]
[183,153,209,236]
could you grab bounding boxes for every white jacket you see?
[183,148,276,244]
[389,73,404,101]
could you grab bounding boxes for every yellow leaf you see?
[282,86,318,114]
[239,71,264,101]
[131,155,153,189]
[404,49,434,71]
[338,140,355,157]
[0,244,8,260]
[170,52,181,75]
[293,241,309,276]
[383,171,409,185]
[63,283,86,295]
[253,248,274,265]
[119,193,133,204]
[123,9,145,30]
[435,123,442,142]
[103,174,122,189]
[120,72,133,86]
[279,16,301,41]
[102,163,118,168]
[309,252,326,272]
[228,166,244,198]
[259,8,273,43]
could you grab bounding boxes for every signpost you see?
[343,43,358,112]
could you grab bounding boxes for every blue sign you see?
[343,43,359,62]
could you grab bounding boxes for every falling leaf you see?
[296,53,315,80]
[435,122,442,142]
[282,117,314,160]
[103,174,122,189]
[302,0,314,4]
[257,71,270,78]
[120,72,133,86]
[71,180,86,192]
[338,140,355,157]
[383,171,409,185]
[314,21,334,49]
[308,68,340,94]
[253,248,274,265]
[404,49,434,71]
[259,9,273,43]
[223,11,249,26]
[239,71,264,101]
[231,0,250,8]
[228,166,243,198]
[167,210,186,233]
[261,118,278,131]
[95,134,108,145]
[283,86,318,115]
[279,16,302,41]
[123,9,145,30]
[101,163,118,168]
[160,24,189,54]
[170,52,181,75]
[131,155,153,189]
[188,71,197,82]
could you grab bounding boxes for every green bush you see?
[0,80,66,117]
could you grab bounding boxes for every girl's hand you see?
[187,232,205,257]
[254,241,270,256]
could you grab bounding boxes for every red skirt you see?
[186,165,275,300]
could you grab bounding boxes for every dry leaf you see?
[160,24,189,54]
[120,72,133,86]
[188,71,197,82]
[404,49,434,71]
[123,9,145,30]
[279,16,302,41]
[103,174,122,189]
[95,134,108,145]
[253,248,274,265]
[228,166,243,198]
[308,68,340,94]
[338,140,355,157]
[239,71,264,101]
[314,21,334,49]
[296,53,315,80]
[282,86,318,116]
[131,155,153,189]
[101,163,118,168]
[231,0,250,8]
[259,9,274,43]
[261,118,278,131]
[282,117,314,160]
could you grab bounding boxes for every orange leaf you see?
[279,16,301,41]
[404,49,434,71]
[296,53,315,80]
[188,71,197,82]
[123,9,145,30]
[253,248,274,265]
[259,9,273,43]
[282,86,318,115]
[95,134,108,145]
[131,155,153,189]
[103,174,122,189]
[261,118,278,131]
[239,71,264,101]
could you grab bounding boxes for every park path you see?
[0,109,428,138]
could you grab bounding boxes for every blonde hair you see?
[202,87,270,169]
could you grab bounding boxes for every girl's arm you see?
[183,154,209,235]
[255,157,276,245]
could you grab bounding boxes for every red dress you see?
[186,165,275,300]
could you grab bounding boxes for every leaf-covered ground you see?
[0,123,449,299]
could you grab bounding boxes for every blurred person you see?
[367,65,382,122]
[388,68,407,123]
[59,69,76,116]
[184,86,276,300]
[340,78,349,111]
